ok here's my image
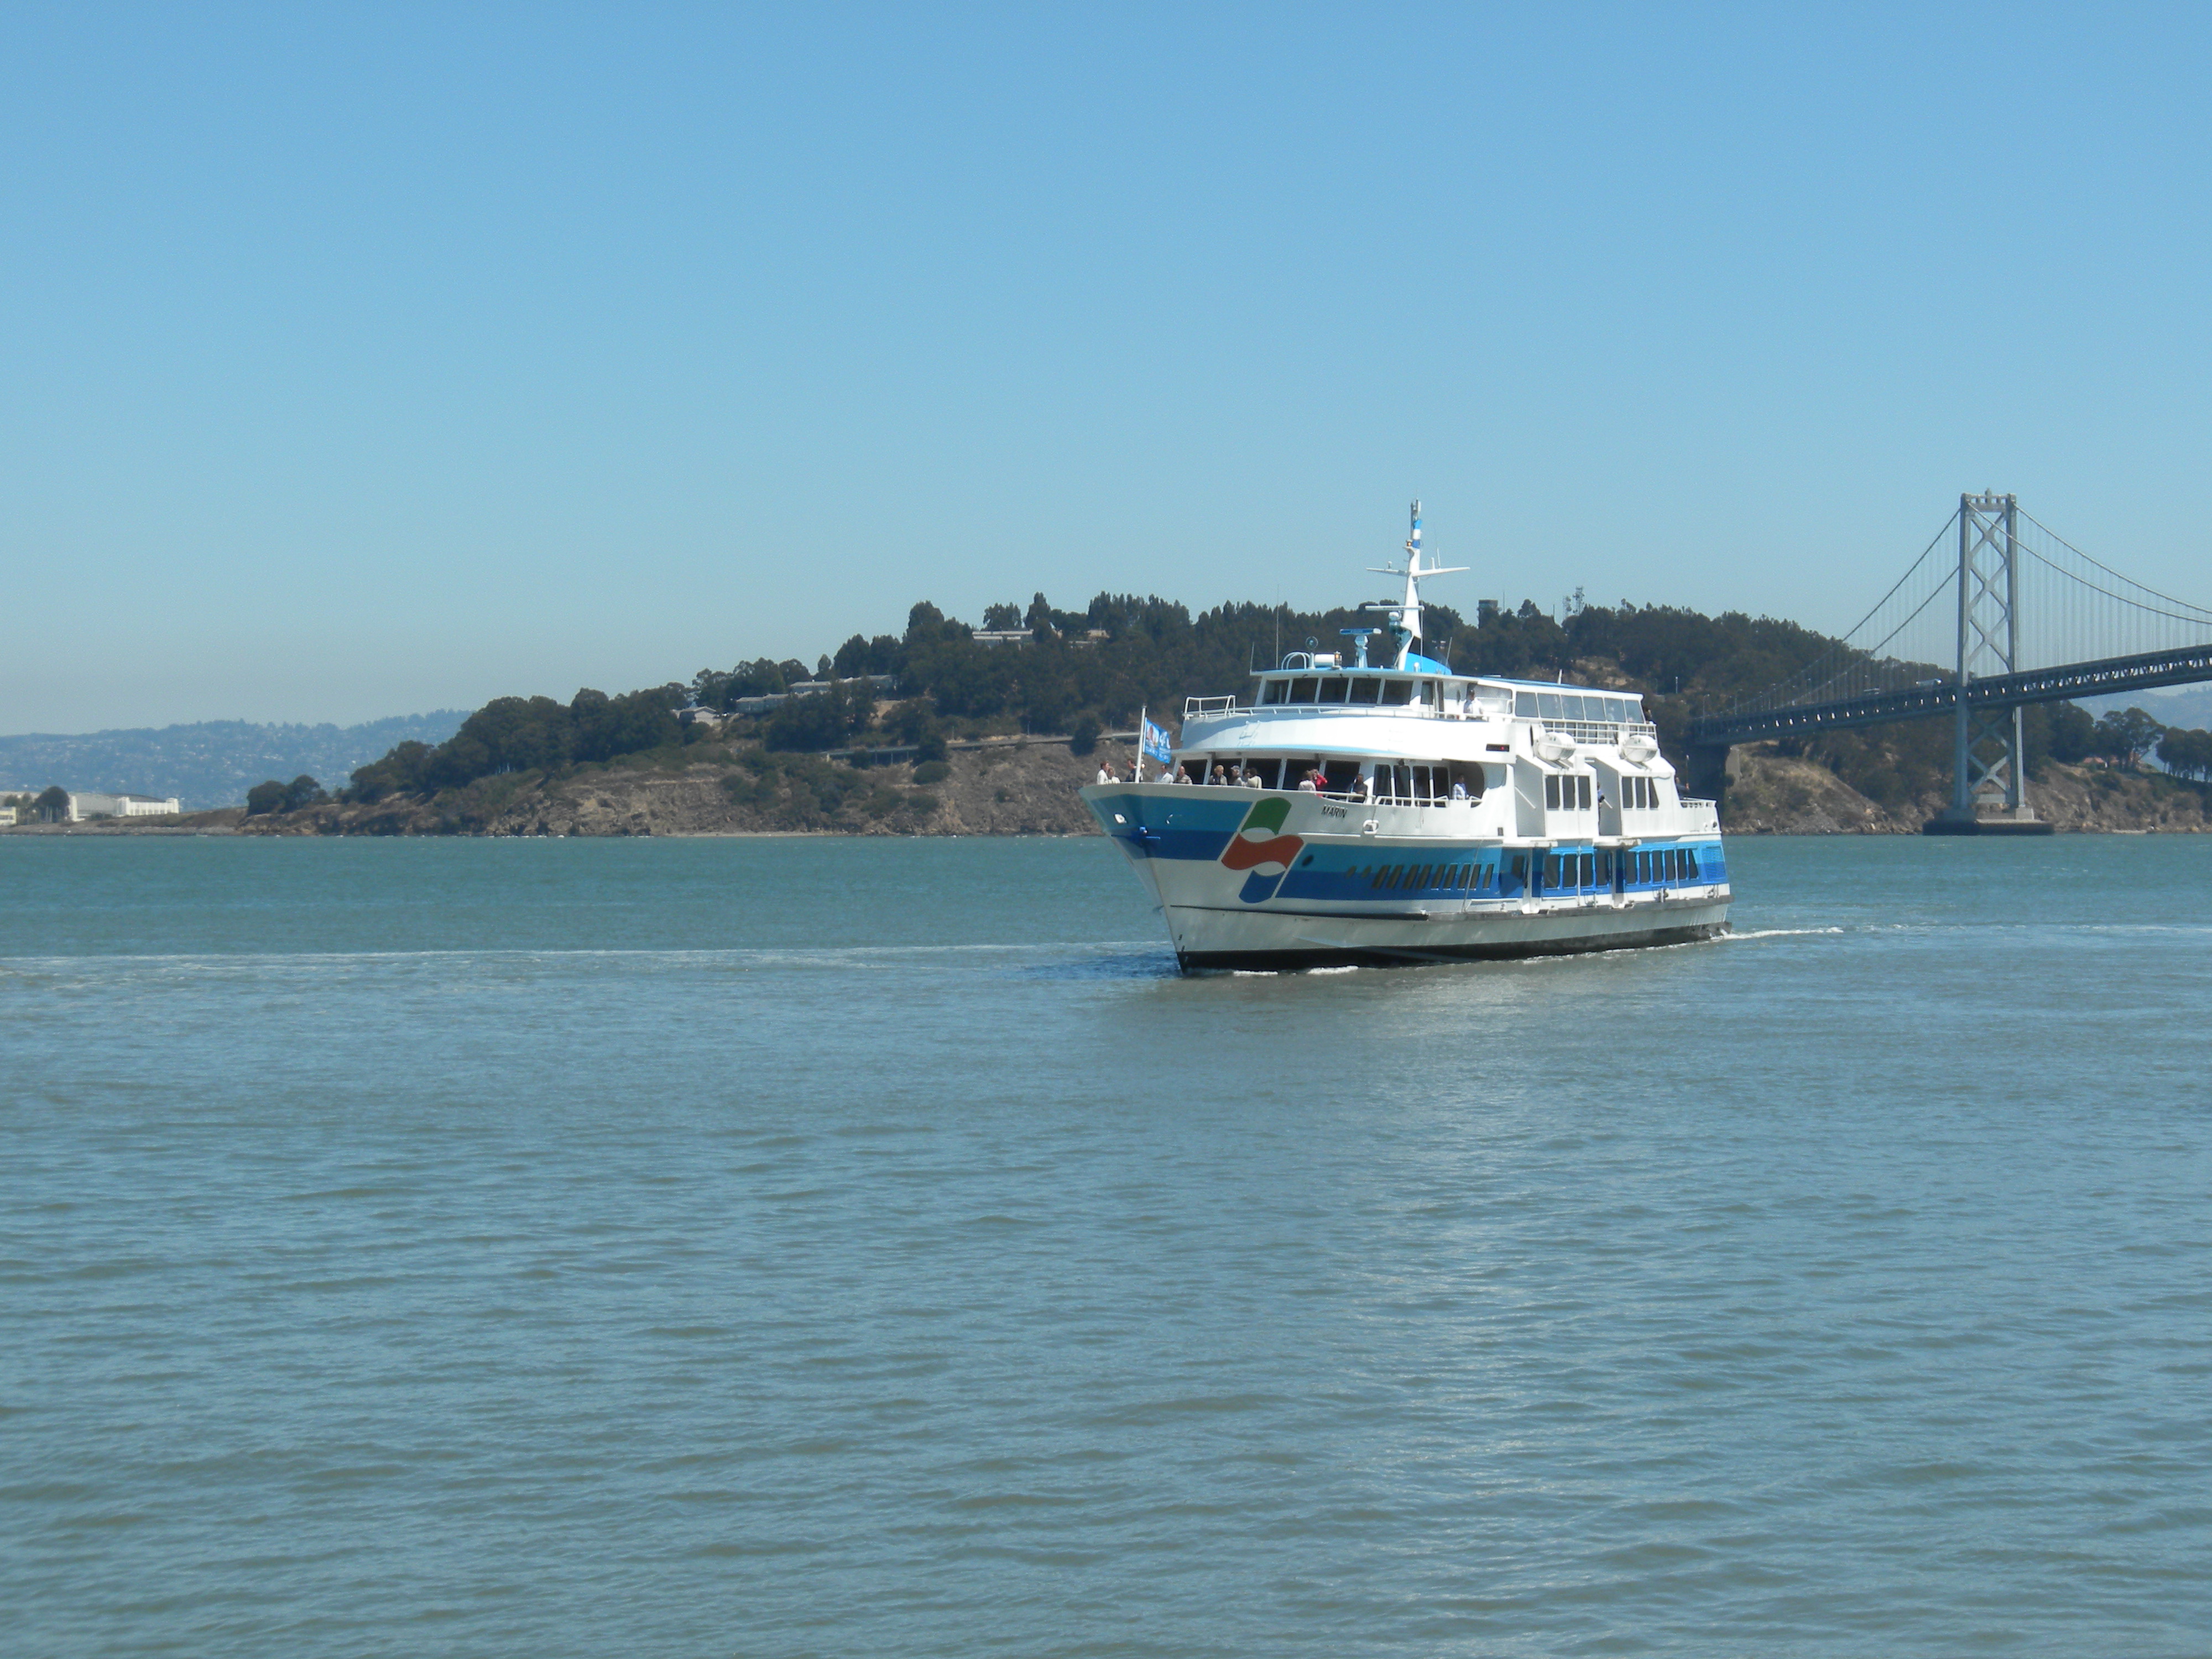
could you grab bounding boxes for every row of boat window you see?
[1262,676,1436,707]
[1255,679,1648,726]
[1542,774,1669,810]
[1517,691,1645,726]
[1365,859,1498,893]
[1177,758,1481,800]
[1529,848,1703,888]
[1354,846,1708,895]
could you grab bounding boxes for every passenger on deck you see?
[1242,768,1262,789]
[1211,765,1229,786]
[1356,770,1374,805]
[1297,770,1318,792]
[1452,778,1468,800]
[1095,765,1113,786]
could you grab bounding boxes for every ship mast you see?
[1366,499,1467,669]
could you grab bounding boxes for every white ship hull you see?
[1083,782,1729,972]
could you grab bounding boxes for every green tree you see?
[246,780,288,815]
[2157,727,2212,782]
[2091,708,2165,768]
[765,684,870,752]
[34,785,70,822]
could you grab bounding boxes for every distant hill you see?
[0,713,469,810]
[2081,684,2212,733]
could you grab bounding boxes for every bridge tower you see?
[1931,492,2040,830]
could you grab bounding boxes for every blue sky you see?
[5,4,2208,731]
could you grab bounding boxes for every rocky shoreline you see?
[1720,745,2210,834]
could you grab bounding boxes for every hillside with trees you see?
[236,587,2212,836]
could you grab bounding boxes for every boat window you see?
[1378,680,1411,705]
[1348,677,1380,705]
[1318,677,1349,703]
[1261,679,1286,705]
[1421,681,1442,709]
[1288,678,1318,703]
[1538,692,1563,723]
[1544,775,1559,810]
[1577,776,1592,810]
[1512,691,1534,716]
[1683,848,1699,880]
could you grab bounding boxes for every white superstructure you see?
[1081,504,1730,971]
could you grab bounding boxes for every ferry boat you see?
[1080,505,1730,971]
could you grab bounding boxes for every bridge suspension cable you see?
[1714,503,2212,726]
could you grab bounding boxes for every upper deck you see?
[1184,660,1658,753]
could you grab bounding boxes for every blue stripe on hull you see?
[1269,839,1728,905]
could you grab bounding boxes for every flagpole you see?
[1136,705,1145,782]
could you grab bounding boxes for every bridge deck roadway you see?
[1691,643,2212,748]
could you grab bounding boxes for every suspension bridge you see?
[1687,493,2212,833]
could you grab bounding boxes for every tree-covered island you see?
[207,588,2210,837]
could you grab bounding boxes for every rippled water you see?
[4,834,2209,1655]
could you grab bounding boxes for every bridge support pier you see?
[1923,494,2051,836]
[1683,744,1732,815]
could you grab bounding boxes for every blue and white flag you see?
[1141,717,1174,765]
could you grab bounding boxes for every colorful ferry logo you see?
[1220,797,1302,903]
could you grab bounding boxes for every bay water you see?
[3,833,2208,1655]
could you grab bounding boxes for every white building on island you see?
[65,791,182,821]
